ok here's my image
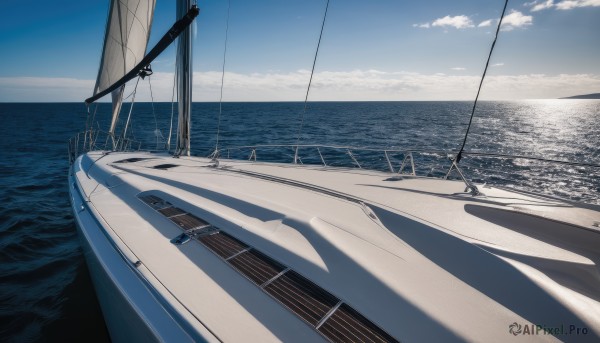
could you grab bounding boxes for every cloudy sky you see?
[0,0,599,102]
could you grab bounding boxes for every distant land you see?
[560,93,600,99]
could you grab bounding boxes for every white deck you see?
[72,151,600,342]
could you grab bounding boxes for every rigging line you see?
[455,0,509,164]
[88,103,99,151]
[147,75,160,149]
[173,46,181,157]
[167,68,177,151]
[462,151,600,168]
[295,0,330,146]
[139,65,158,144]
[121,76,141,150]
[123,83,138,100]
[84,103,91,136]
[214,0,231,158]
[83,105,90,153]
[84,103,97,152]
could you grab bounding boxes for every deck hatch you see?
[264,270,339,326]
[115,157,154,163]
[318,303,398,343]
[139,195,171,210]
[228,249,286,285]
[153,163,179,170]
[169,213,209,230]
[138,193,399,343]
[198,232,249,259]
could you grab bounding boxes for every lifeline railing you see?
[213,144,478,194]
[67,136,600,202]
[211,144,600,200]
[215,144,443,173]
[68,129,141,164]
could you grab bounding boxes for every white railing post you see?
[384,150,394,173]
[317,147,327,166]
[398,152,416,176]
[293,145,299,164]
[347,150,362,169]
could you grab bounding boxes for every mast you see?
[175,0,194,156]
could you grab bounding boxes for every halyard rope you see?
[295,0,330,152]
[455,0,509,164]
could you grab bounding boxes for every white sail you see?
[93,0,156,136]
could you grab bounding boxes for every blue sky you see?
[0,0,599,101]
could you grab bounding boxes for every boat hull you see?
[69,167,212,343]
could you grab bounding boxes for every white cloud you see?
[418,12,534,31]
[451,67,466,71]
[555,0,600,10]
[431,15,474,29]
[2,71,599,101]
[492,63,505,67]
[479,73,600,99]
[526,0,600,10]
[156,71,600,101]
[412,23,430,28]
[531,0,555,11]
[478,19,493,27]
[501,10,533,31]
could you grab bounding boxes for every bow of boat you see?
[69,151,600,342]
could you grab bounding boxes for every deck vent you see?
[264,270,339,326]
[138,193,399,343]
[170,213,210,230]
[153,163,179,170]
[198,232,249,259]
[228,249,286,285]
[158,206,186,217]
[318,303,398,343]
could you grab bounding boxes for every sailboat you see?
[69,0,600,342]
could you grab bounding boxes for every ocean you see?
[1,101,599,342]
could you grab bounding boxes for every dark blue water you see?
[1,101,599,342]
